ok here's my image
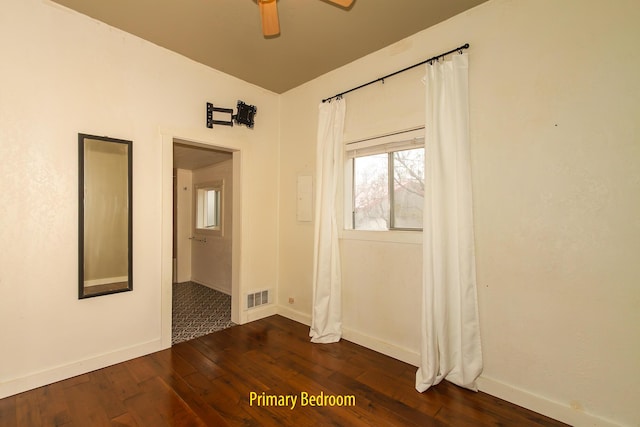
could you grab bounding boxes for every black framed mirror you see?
[79,134,132,298]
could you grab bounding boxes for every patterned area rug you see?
[172,281,235,345]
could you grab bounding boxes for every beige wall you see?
[2,0,639,425]
[0,0,279,399]
[278,0,640,425]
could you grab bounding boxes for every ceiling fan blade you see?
[259,0,280,36]
[324,0,354,7]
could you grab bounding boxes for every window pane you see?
[393,148,424,229]
[195,185,221,231]
[205,189,218,228]
[353,153,389,230]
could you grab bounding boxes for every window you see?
[194,181,223,234]
[346,129,424,231]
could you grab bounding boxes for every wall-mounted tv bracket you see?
[206,101,257,129]
[234,101,256,128]
[206,103,234,128]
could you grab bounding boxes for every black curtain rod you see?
[321,43,469,103]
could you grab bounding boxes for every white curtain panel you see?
[309,98,346,344]
[416,53,483,392]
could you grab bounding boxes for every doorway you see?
[166,137,241,345]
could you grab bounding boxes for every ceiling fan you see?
[257,0,354,37]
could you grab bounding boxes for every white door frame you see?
[160,132,242,348]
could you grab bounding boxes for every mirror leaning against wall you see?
[78,134,132,299]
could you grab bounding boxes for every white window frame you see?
[343,127,425,241]
[193,180,223,237]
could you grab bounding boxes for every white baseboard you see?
[244,303,278,323]
[277,305,311,326]
[276,305,420,366]
[342,327,420,367]
[275,306,622,427]
[4,306,620,426]
[0,339,162,400]
[191,279,231,295]
[477,376,620,427]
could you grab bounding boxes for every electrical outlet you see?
[288,297,294,304]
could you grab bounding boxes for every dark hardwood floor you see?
[0,315,567,426]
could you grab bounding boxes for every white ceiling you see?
[49,0,487,94]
